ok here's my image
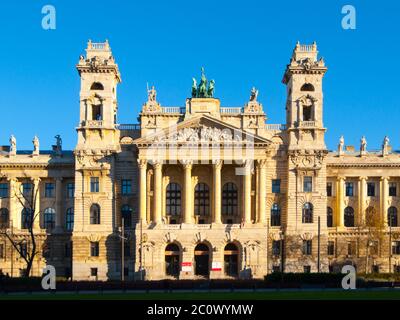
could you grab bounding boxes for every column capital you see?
[359,176,368,181]
[380,176,390,181]
[258,159,268,169]
[181,160,193,170]
[337,176,346,181]
[152,160,163,169]
[55,177,63,182]
[212,159,223,170]
[138,159,148,169]
[31,177,41,185]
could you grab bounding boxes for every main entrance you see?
[224,243,239,277]
[165,243,180,278]
[194,243,210,277]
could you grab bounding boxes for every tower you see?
[73,40,122,280]
[282,42,329,272]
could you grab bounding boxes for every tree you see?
[363,207,385,274]
[0,179,40,277]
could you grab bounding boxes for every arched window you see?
[344,206,355,227]
[301,83,315,92]
[43,208,55,230]
[224,243,239,277]
[303,105,312,121]
[90,204,101,224]
[194,183,210,216]
[21,208,33,229]
[0,208,9,228]
[270,203,281,226]
[302,202,313,223]
[66,208,74,231]
[327,207,333,227]
[92,104,102,120]
[121,204,132,228]
[222,183,238,216]
[166,183,181,216]
[388,207,398,227]
[90,82,104,90]
[165,243,180,277]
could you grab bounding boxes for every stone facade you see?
[0,40,399,280]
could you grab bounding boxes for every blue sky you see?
[0,0,399,151]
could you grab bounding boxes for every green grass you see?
[1,290,400,300]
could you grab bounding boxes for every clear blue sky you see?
[0,0,399,151]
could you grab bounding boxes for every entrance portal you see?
[165,243,180,278]
[224,243,239,277]
[194,243,210,277]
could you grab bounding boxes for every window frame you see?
[90,241,99,257]
[303,176,312,193]
[166,183,182,216]
[121,179,132,195]
[222,183,238,216]
[194,183,210,216]
[0,183,8,198]
[272,179,281,194]
[303,240,312,255]
[367,182,375,197]
[66,208,74,231]
[345,182,354,197]
[90,177,100,193]
[270,203,281,226]
[44,183,55,198]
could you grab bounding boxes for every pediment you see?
[134,114,271,146]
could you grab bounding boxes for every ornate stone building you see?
[0,40,399,280]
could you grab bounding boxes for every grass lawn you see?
[1,290,400,300]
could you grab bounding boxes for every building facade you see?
[0,40,399,280]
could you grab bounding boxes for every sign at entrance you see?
[181,262,192,272]
[211,262,222,271]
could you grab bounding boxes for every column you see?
[32,178,41,230]
[381,177,389,225]
[358,176,367,225]
[243,161,252,224]
[7,177,17,229]
[336,177,344,227]
[153,161,162,224]
[55,177,63,231]
[258,160,267,224]
[183,160,193,224]
[138,159,147,224]
[213,160,222,224]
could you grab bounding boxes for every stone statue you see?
[207,80,215,97]
[55,135,62,154]
[382,136,390,156]
[147,85,157,102]
[360,136,367,154]
[338,135,344,155]
[32,135,39,156]
[191,67,215,98]
[250,87,258,101]
[9,135,16,155]
[198,67,208,98]
[191,78,197,97]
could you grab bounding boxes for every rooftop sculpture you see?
[191,67,215,98]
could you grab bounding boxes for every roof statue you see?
[191,67,215,98]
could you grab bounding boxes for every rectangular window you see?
[90,242,99,257]
[66,183,75,198]
[348,241,357,256]
[0,244,4,259]
[90,268,98,277]
[272,266,280,273]
[44,183,55,198]
[90,177,99,193]
[367,182,375,197]
[303,266,311,273]
[0,183,8,198]
[302,240,312,255]
[389,183,397,197]
[326,182,332,197]
[327,241,335,256]
[272,240,281,256]
[345,182,354,197]
[272,179,281,194]
[20,243,28,258]
[392,241,400,255]
[121,179,132,195]
[394,265,400,273]
[22,183,32,197]
[303,176,312,193]
[372,265,380,274]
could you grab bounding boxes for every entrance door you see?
[194,243,209,277]
[165,243,180,278]
[224,243,239,277]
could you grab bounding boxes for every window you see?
[222,183,238,216]
[19,243,28,258]
[21,208,32,229]
[44,183,55,198]
[300,83,315,92]
[348,241,357,256]
[272,265,280,273]
[0,208,9,228]
[66,183,75,198]
[166,183,181,216]
[90,82,104,90]
[326,182,332,197]
[327,207,333,227]
[303,240,312,255]
[270,203,281,226]
[43,208,55,230]
[302,202,313,223]
[272,179,281,194]
[22,183,32,197]
[92,105,102,120]
[327,241,335,256]
[345,182,354,197]
[304,266,311,273]
[66,208,74,231]
[372,265,380,274]
[344,206,355,227]
[388,207,398,227]
[90,242,99,257]
[121,205,132,228]
[0,244,4,259]
[303,176,312,192]
[121,179,132,195]
[272,240,281,256]
[0,183,8,198]
[389,183,397,197]
[303,105,312,121]
[367,182,375,197]
[392,241,400,255]
[90,177,99,193]
[90,204,100,224]
[90,268,98,277]
[194,183,210,216]
[394,265,400,273]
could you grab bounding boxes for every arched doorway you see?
[165,243,180,278]
[194,243,210,277]
[224,243,239,277]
